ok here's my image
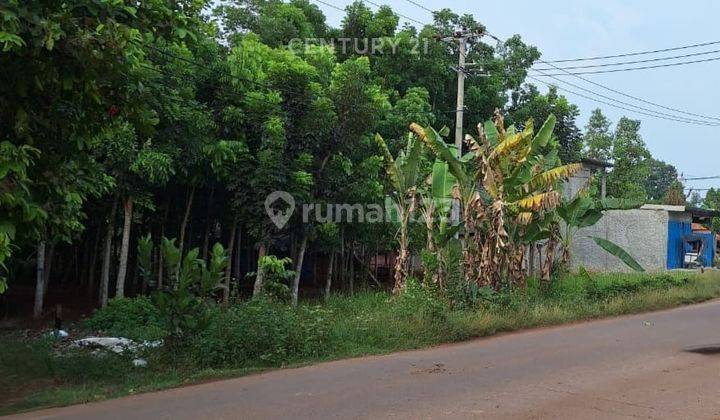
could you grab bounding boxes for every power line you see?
[403,0,434,14]
[531,68,720,126]
[684,175,720,181]
[526,75,720,126]
[533,48,720,71]
[532,55,720,75]
[542,40,720,63]
[393,3,720,124]
[314,0,718,126]
[532,57,720,123]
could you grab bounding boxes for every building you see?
[563,158,613,200]
[571,204,718,272]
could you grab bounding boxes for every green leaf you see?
[531,114,556,151]
[590,236,645,272]
[484,120,499,147]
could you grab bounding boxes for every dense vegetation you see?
[1,0,688,315]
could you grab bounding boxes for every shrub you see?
[84,297,167,341]
[188,299,329,369]
[395,277,447,321]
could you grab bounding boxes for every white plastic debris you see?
[72,337,164,355]
[73,337,140,354]
[54,329,69,339]
[132,358,148,367]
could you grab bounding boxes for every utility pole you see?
[442,30,486,226]
[453,35,467,154]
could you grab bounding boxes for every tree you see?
[689,191,703,207]
[644,159,679,202]
[663,181,686,205]
[607,117,651,201]
[509,85,583,163]
[584,108,613,162]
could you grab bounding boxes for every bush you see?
[188,298,329,369]
[84,297,167,341]
[395,277,447,321]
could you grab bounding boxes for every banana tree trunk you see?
[33,241,46,319]
[392,204,410,294]
[100,197,118,308]
[252,243,267,297]
[115,196,133,298]
[291,233,308,307]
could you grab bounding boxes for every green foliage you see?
[189,299,329,368]
[84,297,167,341]
[607,117,651,200]
[583,108,613,162]
[151,237,229,339]
[590,237,645,272]
[252,256,296,303]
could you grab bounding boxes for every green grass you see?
[3,270,720,415]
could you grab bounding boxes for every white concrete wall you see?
[571,208,670,272]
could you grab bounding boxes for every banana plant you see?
[418,155,460,286]
[374,132,424,293]
[556,191,644,271]
[411,112,582,289]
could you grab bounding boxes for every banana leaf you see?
[590,236,645,272]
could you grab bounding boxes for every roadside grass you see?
[2,270,720,414]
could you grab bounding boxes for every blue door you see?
[667,220,691,268]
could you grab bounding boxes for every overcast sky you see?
[315,0,720,192]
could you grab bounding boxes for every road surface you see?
[13,300,720,419]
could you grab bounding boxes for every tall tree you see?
[584,108,613,162]
[607,117,651,201]
[644,159,679,202]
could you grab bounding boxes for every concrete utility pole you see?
[454,35,467,154]
[442,30,486,226]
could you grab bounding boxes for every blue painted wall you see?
[667,220,715,268]
[667,220,691,269]
[698,231,716,267]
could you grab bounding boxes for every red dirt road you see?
[12,301,720,419]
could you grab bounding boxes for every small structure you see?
[572,204,718,272]
[564,158,613,200]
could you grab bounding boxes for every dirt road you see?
[14,301,720,419]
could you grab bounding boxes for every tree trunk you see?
[33,241,46,320]
[223,220,237,304]
[252,243,267,297]
[100,197,118,307]
[233,226,242,286]
[349,245,354,295]
[202,186,215,262]
[42,242,55,296]
[87,228,101,298]
[178,185,195,258]
[115,196,133,299]
[157,223,165,290]
[324,252,335,301]
[291,233,308,307]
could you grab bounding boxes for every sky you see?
[314,0,720,192]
